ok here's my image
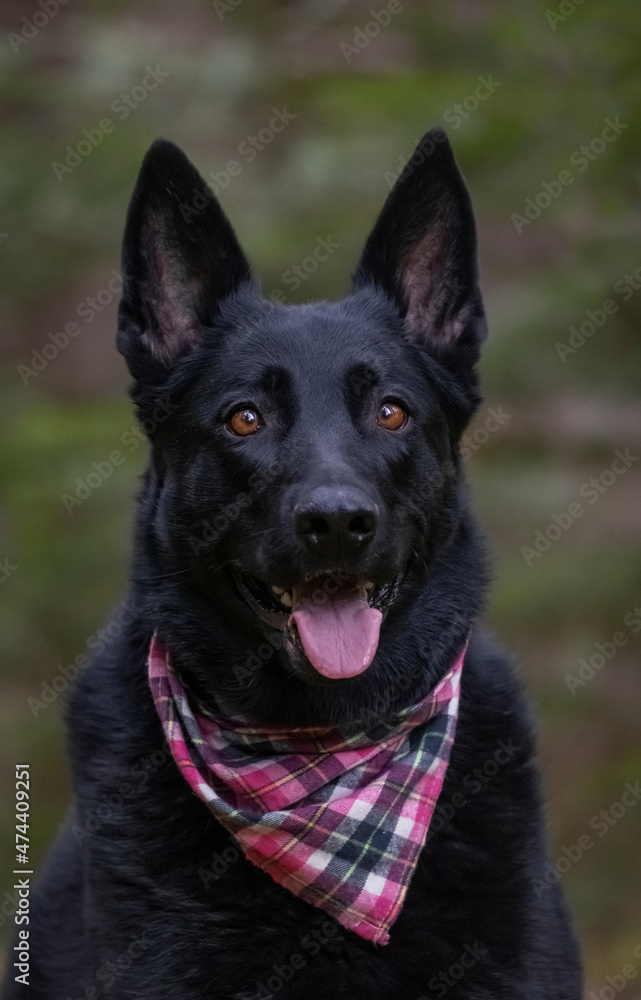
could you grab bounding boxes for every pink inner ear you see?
[140,215,202,365]
[399,219,470,346]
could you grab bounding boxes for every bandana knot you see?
[148,636,464,945]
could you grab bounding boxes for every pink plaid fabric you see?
[148,636,464,946]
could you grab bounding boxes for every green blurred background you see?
[1,0,640,992]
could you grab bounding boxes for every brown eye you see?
[228,408,262,436]
[377,400,408,431]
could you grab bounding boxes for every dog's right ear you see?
[117,139,253,382]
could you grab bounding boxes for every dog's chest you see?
[114,776,501,1000]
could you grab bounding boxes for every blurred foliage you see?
[1,0,640,991]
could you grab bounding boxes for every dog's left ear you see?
[117,139,254,381]
[352,128,486,363]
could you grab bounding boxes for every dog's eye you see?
[228,408,262,436]
[377,400,408,431]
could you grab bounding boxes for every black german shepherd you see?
[2,128,582,999]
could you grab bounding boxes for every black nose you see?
[294,486,378,556]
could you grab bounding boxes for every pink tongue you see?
[290,582,382,679]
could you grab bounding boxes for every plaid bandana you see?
[148,636,464,946]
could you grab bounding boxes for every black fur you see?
[2,129,582,999]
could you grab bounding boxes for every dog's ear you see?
[117,139,253,380]
[352,128,486,362]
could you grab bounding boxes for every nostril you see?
[297,513,330,541]
[308,516,329,538]
[348,513,375,539]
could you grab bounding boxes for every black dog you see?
[3,129,582,999]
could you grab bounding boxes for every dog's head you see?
[118,129,487,725]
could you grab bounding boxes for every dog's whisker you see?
[131,566,194,583]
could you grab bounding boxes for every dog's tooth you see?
[365,581,375,591]
[272,585,286,595]
[280,592,293,608]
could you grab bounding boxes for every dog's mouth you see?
[231,568,402,681]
